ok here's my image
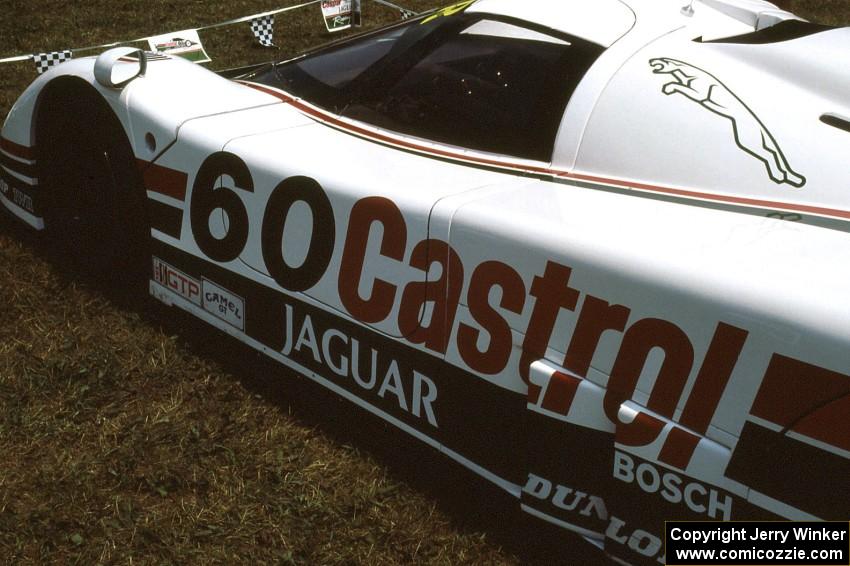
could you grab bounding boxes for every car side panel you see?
[439,176,850,564]
[142,103,544,490]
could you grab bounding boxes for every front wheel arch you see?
[34,77,149,291]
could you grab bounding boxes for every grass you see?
[785,0,850,25]
[0,224,527,563]
[1,1,849,564]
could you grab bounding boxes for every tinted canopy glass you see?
[248,13,604,161]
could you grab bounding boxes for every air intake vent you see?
[820,114,850,134]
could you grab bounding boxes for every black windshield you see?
[245,13,604,161]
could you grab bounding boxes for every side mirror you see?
[94,47,147,89]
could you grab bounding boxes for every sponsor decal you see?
[11,186,34,213]
[522,397,614,537]
[1,177,36,214]
[521,451,743,565]
[185,151,850,468]
[613,451,733,521]
[605,449,789,566]
[341,207,749,473]
[152,257,201,306]
[202,279,245,331]
[151,242,528,485]
[281,301,439,427]
[606,515,666,565]
[147,29,210,63]
[523,474,607,524]
[177,150,848,542]
[520,477,671,566]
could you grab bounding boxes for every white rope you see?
[199,0,321,31]
[372,0,418,16]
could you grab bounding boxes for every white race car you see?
[2,1,848,563]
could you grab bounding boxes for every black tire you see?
[36,78,149,294]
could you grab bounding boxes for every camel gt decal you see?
[649,58,806,188]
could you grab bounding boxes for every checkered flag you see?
[399,8,415,19]
[31,50,73,74]
[250,15,275,47]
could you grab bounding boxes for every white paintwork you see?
[574,25,850,223]
[2,2,848,563]
[121,57,280,163]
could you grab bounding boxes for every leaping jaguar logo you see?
[650,57,805,188]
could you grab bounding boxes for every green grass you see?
[786,0,850,25]
[1,1,849,564]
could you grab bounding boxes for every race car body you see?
[2,0,848,563]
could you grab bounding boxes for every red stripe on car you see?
[240,81,850,223]
[0,137,35,161]
[137,159,189,201]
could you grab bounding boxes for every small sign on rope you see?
[320,0,362,32]
[147,29,211,63]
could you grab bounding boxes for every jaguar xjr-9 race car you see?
[2,0,848,563]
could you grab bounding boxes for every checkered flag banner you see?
[31,50,73,74]
[250,15,275,47]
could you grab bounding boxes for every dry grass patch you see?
[0,225,528,564]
